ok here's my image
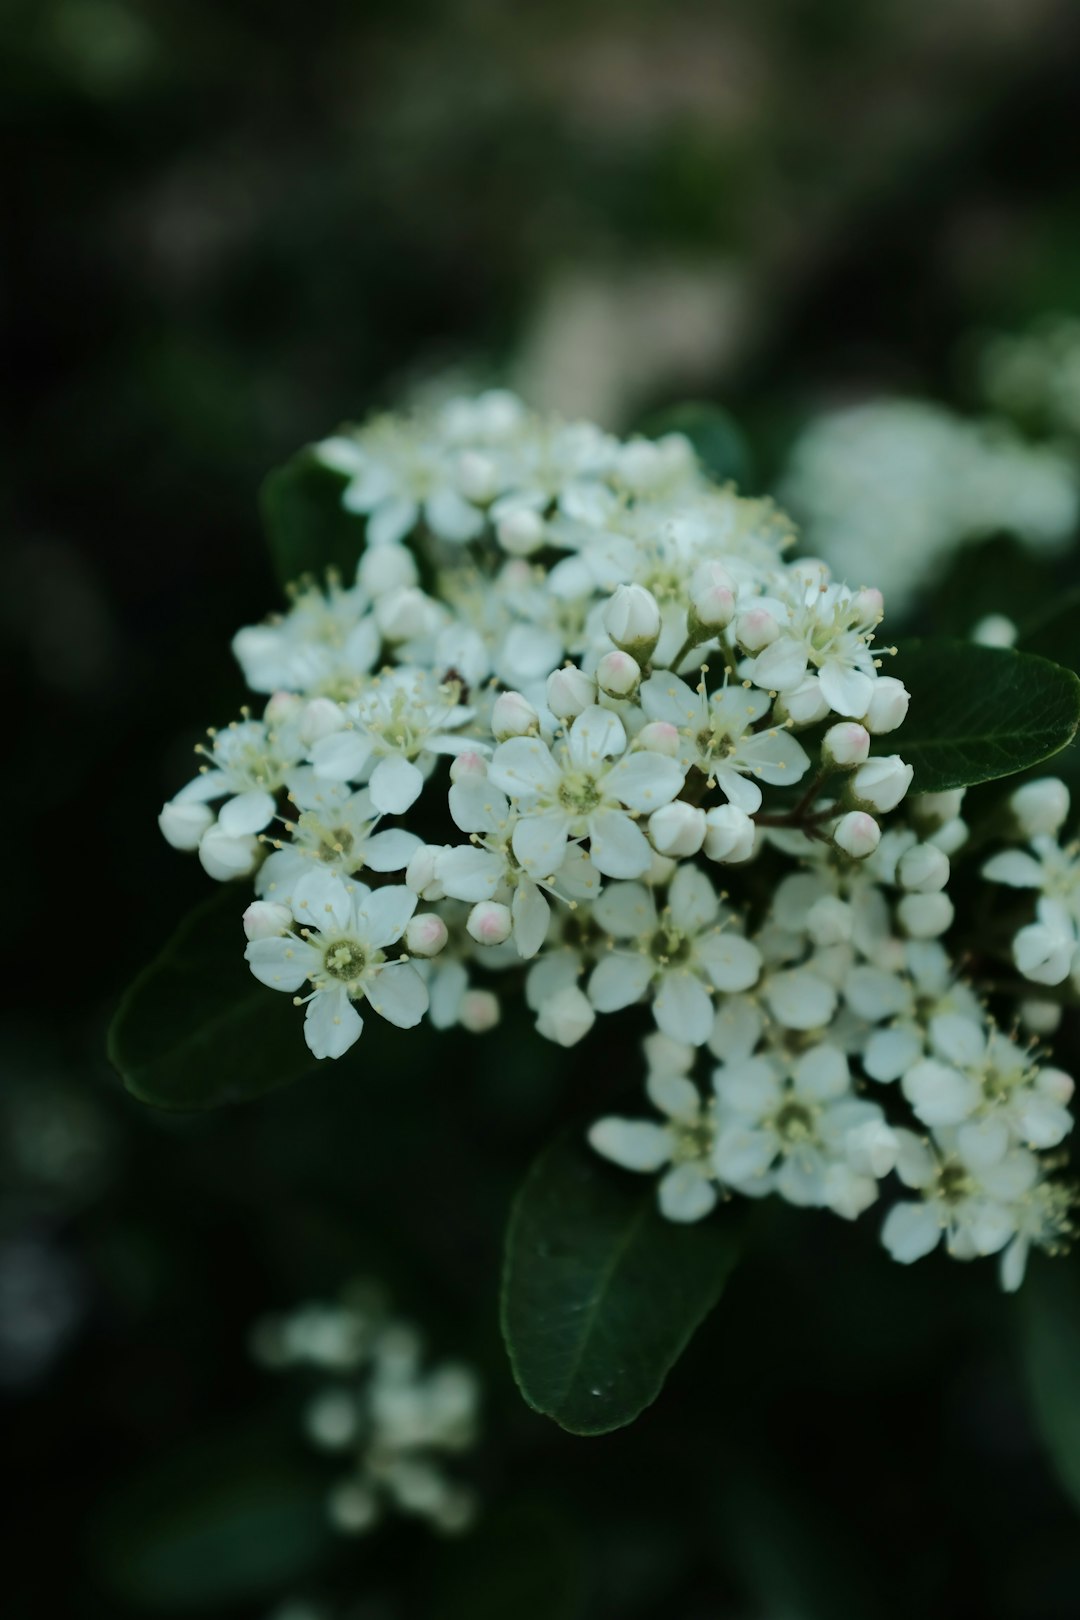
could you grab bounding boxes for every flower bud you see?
[1039,1065,1075,1104]
[1010,777,1070,838]
[546,665,596,720]
[460,989,500,1033]
[449,750,487,782]
[159,798,214,851]
[1014,922,1074,985]
[647,850,678,885]
[603,584,661,661]
[897,843,950,893]
[535,984,596,1047]
[688,561,737,633]
[806,895,853,946]
[358,545,418,595]
[637,720,681,756]
[405,912,449,957]
[929,818,969,856]
[406,843,446,901]
[972,613,1017,648]
[896,892,954,939]
[496,507,546,557]
[265,691,302,727]
[822,722,871,768]
[300,697,347,746]
[734,606,779,653]
[648,801,706,857]
[852,587,884,626]
[834,811,880,859]
[912,789,965,827]
[1021,1000,1063,1036]
[775,676,830,727]
[466,901,513,947]
[198,825,260,881]
[863,676,910,735]
[457,450,499,503]
[243,900,293,941]
[703,803,757,864]
[851,755,914,813]
[596,650,641,699]
[491,691,539,741]
[374,586,439,642]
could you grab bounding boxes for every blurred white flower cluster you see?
[780,399,1078,614]
[980,315,1080,442]
[251,1291,480,1537]
[159,392,1076,1287]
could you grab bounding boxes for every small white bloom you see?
[833,810,881,859]
[546,665,596,720]
[604,583,661,660]
[851,755,914,813]
[404,913,448,957]
[648,801,706,857]
[243,901,293,940]
[491,691,539,741]
[1011,777,1070,838]
[702,803,757,864]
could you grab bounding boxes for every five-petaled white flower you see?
[639,671,810,811]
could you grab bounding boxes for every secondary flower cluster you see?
[158,392,1076,1286]
[251,1290,480,1537]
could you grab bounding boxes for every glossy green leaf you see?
[108,888,314,1110]
[260,446,363,589]
[501,1132,740,1436]
[1021,1258,1080,1517]
[884,638,1080,793]
[639,400,752,487]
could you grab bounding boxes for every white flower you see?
[255,775,420,901]
[589,1063,718,1222]
[245,869,428,1058]
[851,756,914,814]
[639,672,809,811]
[744,575,882,717]
[833,811,881,860]
[489,705,684,880]
[327,419,486,547]
[881,1131,1038,1264]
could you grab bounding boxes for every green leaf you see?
[501,1132,741,1436]
[432,1501,587,1620]
[108,888,314,1110]
[884,638,1080,793]
[260,446,363,589]
[1021,1258,1080,1517]
[638,401,751,487]
[91,1428,332,1611]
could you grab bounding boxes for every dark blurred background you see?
[7,2,1080,1615]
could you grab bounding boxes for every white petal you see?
[695,933,762,993]
[792,1043,849,1100]
[667,865,718,932]
[369,755,424,815]
[568,705,626,766]
[603,752,685,813]
[593,881,657,938]
[218,789,277,836]
[588,953,653,1013]
[714,1056,780,1117]
[749,638,808,692]
[362,828,422,872]
[764,969,837,1031]
[489,737,561,800]
[512,813,571,879]
[654,970,714,1046]
[863,1025,922,1083]
[640,673,699,727]
[645,1070,701,1122]
[902,1059,981,1127]
[512,879,550,959]
[291,868,355,933]
[311,730,372,782]
[658,1163,717,1222]
[367,495,418,548]
[245,936,318,992]
[365,961,429,1028]
[713,1125,776,1185]
[305,986,364,1059]
[358,885,416,947]
[881,1201,941,1263]
[588,1117,671,1172]
[957,1117,1010,1170]
[819,661,874,718]
[929,1013,985,1068]
[425,486,484,541]
[448,778,509,834]
[981,850,1045,888]
[844,966,910,1021]
[588,809,652,878]
[436,845,504,902]
[735,728,811,787]
[712,765,763,814]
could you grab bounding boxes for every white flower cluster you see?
[251,1291,480,1537]
[980,314,1080,442]
[159,392,1075,1287]
[780,399,1078,615]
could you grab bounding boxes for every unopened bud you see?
[300,697,347,746]
[703,803,757,864]
[603,584,661,661]
[466,901,513,947]
[547,665,596,720]
[496,507,546,557]
[1010,777,1070,839]
[648,800,706,857]
[896,892,954,939]
[852,587,884,626]
[822,722,871,768]
[243,900,293,940]
[405,912,449,957]
[457,450,499,503]
[596,650,641,699]
[374,586,439,642]
[688,561,737,633]
[406,843,447,901]
[460,989,500,1033]
[806,895,853,946]
[358,545,418,595]
[265,691,302,727]
[449,750,487,782]
[491,691,539,740]
[851,755,913,813]
[637,720,681,757]
[897,843,950,893]
[834,811,881,859]
[734,607,779,653]
[198,825,260,881]
[159,799,214,851]
[863,676,910,735]
[972,614,1017,648]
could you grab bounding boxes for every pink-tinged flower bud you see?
[863,676,909,735]
[466,901,513,947]
[776,676,830,728]
[833,811,881,859]
[457,450,499,503]
[648,800,706,857]
[405,912,449,958]
[806,895,853,946]
[603,583,661,660]
[535,985,595,1047]
[198,825,261,881]
[159,799,214,851]
[689,561,737,632]
[596,650,641,699]
[822,722,871,768]
[300,697,347,746]
[896,892,954,939]
[374,586,439,642]
[496,507,545,557]
[406,844,447,901]
[637,720,681,757]
[243,901,293,941]
[851,755,913,813]
[546,665,596,719]
[852,587,884,626]
[897,843,950,893]
[449,750,488,782]
[265,690,303,726]
[491,690,540,741]
[1010,777,1070,838]
[1039,1066,1075,1105]
[460,989,500,1033]
[703,804,756,864]
[359,545,418,595]
[734,606,780,653]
